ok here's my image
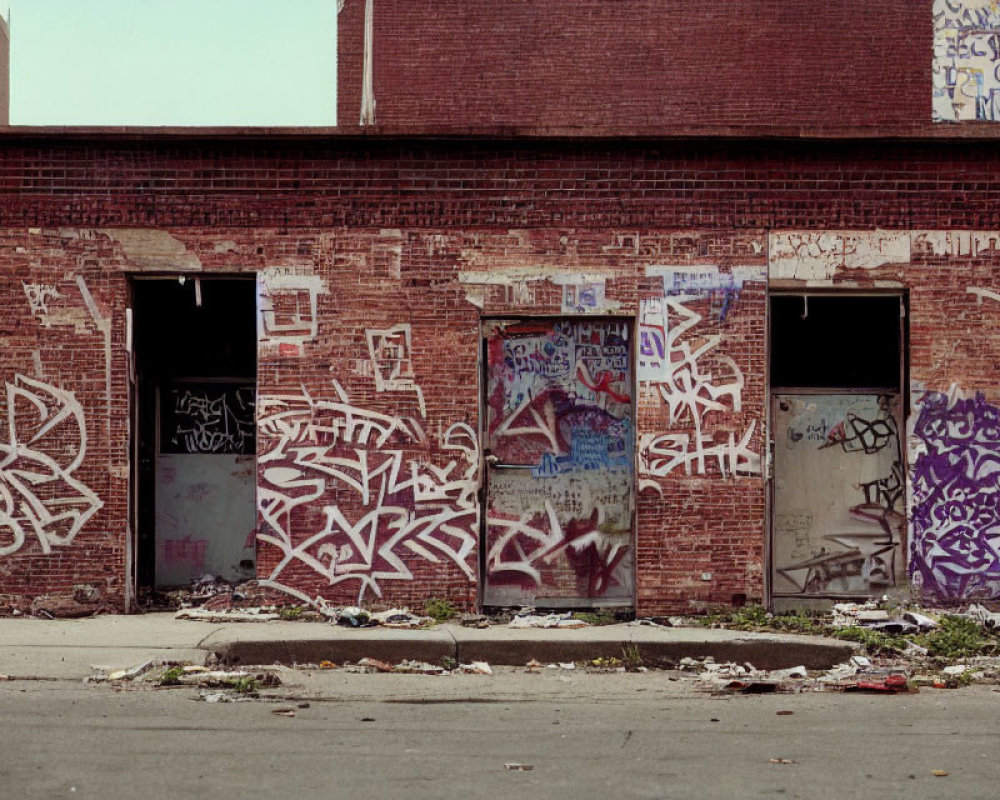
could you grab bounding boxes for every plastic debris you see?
[456,662,493,675]
[355,658,395,673]
[504,763,534,771]
[175,607,280,622]
[508,611,588,629]
[369,608,432,628]
[965,603,1000,630]
[931,770,949,777]
[769,758,796,765]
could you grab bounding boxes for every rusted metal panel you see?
[771,393,904,597]
[483,319,634,606]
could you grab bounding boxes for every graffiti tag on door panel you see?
[772,394,904,597]
[484,320,634,605]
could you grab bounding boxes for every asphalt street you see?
[1,669,997,800]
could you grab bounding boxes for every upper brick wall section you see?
[338,0,933,135]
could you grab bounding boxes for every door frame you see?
[766,289,909,609]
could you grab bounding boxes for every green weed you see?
[424,598,457,622]
[159,666,184,686]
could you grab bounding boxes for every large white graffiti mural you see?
[0,375,103,557]
[637,266,761,482]
[257,379,478,603]
[934,0,1000,122]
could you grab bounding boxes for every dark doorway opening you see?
[132,277,257,594]
[770,294,902,390]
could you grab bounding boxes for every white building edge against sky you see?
[8,0,338,126]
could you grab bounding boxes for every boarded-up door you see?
[483,319,635,607]
[771,393,905,597]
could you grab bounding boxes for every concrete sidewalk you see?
[0,613,855,679]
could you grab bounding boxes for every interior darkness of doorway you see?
[769,295,902,389]
[131,277,256,590]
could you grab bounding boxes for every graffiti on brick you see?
[161,385,256,455]
[256,380,478,603]
[637,270,761,481]
[483,319,633,601]
[258,268,327,357]
[934,0,1000,122]
[0,375,103,557]
[911,390,1000,601]
[366,324,426,417]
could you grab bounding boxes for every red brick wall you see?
[338,0,928,132]
[1,135,1000,613]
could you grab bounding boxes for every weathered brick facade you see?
[0,132,997,614]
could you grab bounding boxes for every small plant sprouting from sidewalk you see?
[230,675,260,696]
[278,605,304,621]
[621,644,644,672]
[159,666,184,686]
[424,598,457,622]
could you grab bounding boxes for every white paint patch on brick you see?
[99,229,202,271]
[769,231,911,280]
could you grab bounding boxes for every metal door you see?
[483,319,635,607]
[154,382,257,586]
[771,393,904,597]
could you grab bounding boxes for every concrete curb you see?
[208,625,855,671]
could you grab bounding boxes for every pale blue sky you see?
[9,0,338,125]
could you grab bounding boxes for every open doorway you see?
[769,293,906,608]
[131,277,257,596]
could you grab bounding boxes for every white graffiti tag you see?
[0,375,103,556]
[257,380,478,602]
[638,284,760,478]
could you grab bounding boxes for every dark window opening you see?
[770,295,902,390]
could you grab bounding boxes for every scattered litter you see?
[903,611,939,631]
[175,607,280,623]
[319,660,337,670]
[965,603,1000,630]
[776,710,794,716]
[106,660,155,682]
[769,758,796,765]
[355,658,395,673]
[509,611,588,629]
[369,608,432,628]
[200,692,231,703]
[931,770,950,777]
[335,607,377,628]
[942,664,970,676]
[504,763,534,771]
[558,662,576,670]
[360,717,375,722]
[456,662,493,675]
[769,665,808,680]
[851,655,872,669]
[843,672,909,693]
[272,707,296,717]
[392,660,446,675]
[88,660,281,692]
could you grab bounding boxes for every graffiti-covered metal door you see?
[483,319,635,607]
[154,382,257,587]
[771,394,904,598]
